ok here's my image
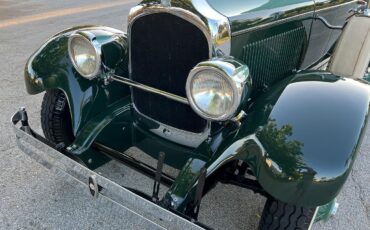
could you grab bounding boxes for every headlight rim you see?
[68,32,102,79]
[186,66,241,121]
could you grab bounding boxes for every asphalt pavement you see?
[0,1,369,229]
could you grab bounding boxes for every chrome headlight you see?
[68,32,101,79]
[186,58,251,121]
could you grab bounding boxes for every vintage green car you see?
[12,0,370,229]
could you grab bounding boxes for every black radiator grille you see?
[242,26,305,90]
[130,13,209,133]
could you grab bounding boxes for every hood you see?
[207,0,316,35]
[134,0,317,53]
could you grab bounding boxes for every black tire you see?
[41,89,74,145]
[259,198,316,230]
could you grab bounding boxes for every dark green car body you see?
[24,0,370,214]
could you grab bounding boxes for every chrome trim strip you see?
[315,0,358,13]
[111,74,189,105]
[314,16,344,30]
[192,0,232,55]
[308,207,319,230]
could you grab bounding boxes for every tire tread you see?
[41,89,73,145]
[259,198,315,230]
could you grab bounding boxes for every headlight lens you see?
[68,34,101,79]
[189,69,234,119]
[186,59,251,121]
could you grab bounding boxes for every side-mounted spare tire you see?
[41,89,74,145]
[259,198,316,230]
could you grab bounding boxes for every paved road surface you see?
[0,1,369,229]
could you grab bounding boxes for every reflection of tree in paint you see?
[257,119,313,180]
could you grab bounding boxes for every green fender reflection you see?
[166,72,370,209]
[247,73,370,206]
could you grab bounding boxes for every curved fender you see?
[24,26,130,135]
[165,72,370,210]
[237,72,370,206]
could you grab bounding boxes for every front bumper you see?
[11,108,204,230]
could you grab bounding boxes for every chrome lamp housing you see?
[68,31,102,79]
[186,58,252,121]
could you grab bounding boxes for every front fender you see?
[239,72,370,206]
[24,26,129,135]
[165,72,370,210]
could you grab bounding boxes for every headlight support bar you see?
[110,74,189,105]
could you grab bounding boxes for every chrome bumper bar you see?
[11,108,203,230]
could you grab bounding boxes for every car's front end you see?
[14,0,370,229]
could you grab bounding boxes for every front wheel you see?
[41,89,74,145]
[259,198,316,230]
